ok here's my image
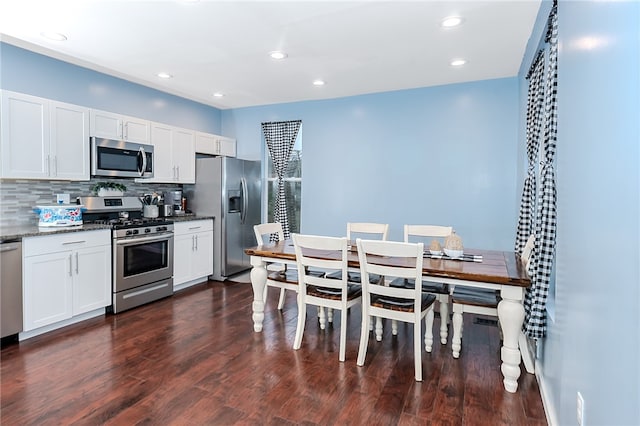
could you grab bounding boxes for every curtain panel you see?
[261,120,302,240]
[523,3,558,339]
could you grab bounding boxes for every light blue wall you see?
[524,1,640,425]
[222,78,520,247]
[0,42,222,133]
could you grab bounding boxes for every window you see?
[263,130,302,234]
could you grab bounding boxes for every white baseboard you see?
[535,359,559,426]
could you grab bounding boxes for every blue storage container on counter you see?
[33,205,85,227]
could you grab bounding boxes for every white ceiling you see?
[0,0,541,110]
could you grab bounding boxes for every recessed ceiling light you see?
[157,72,173,79]
[441,16,464,28]
[269,51,288,60]
[312,80,326,86]
[450,59,467,67]
[213,92,224,98]
[40,32,67,41]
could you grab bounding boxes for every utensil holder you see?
[143,205,159,218]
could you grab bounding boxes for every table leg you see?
[250,257,267,332]
[497,287,525,393]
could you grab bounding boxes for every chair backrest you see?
[356,238,424,305]
[403,225,452,243]
[292,234,349,296]
[347,222,389,241]
[254,222,285,245]
[521,234,535,274]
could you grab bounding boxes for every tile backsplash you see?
[0,179,182,227]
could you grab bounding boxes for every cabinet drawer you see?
[174,219,213,235]
[24,229,111,256]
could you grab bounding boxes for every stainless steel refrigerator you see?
[185,156,261,281]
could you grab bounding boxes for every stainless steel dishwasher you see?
[1,240,23,338]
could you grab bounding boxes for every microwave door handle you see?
[138,147,147,176]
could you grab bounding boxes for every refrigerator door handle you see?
[240,177,248,224]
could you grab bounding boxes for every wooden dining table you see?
[244,240,533,393]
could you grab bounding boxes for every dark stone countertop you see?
[0,215,213,242]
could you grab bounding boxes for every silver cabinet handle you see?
[75,252,79,274]
[68,254,73,277]
[63,240,86,245]
[195,234,198,250]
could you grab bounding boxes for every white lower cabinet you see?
[22,229,111,335]
[174,219,213,291]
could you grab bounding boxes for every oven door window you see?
[123,239,169,277]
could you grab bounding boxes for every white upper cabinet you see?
[0,91,90,180]
[141,122,195,184]
[90,109,149,143]
[51,101,91,180]
[195,131,236,157]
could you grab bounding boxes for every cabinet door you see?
[90,109,122,139]
[149,123,175,182]
[73,244,111,315]
[173,128,195,183]
[0,91,50,179]
[194,132,217,155]
[23,251,73,331]
[173,232,194,286]
[50,101,90,180]
[192,230,214,279]
[123,117,149,143]
[218,137,237,157]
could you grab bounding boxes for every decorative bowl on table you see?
[444,248,463,258]
[428,239,442,255]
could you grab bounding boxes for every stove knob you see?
[157,226,166,232]
[132,229,139,235]
[126,230,133,236]
[145,228,151,233]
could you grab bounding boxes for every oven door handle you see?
[115,233,172,246]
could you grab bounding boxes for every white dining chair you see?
[389,225,453,344]
[253,223,297,310]
[356,238,436,381]
[292,233,362,362]
[450,234,535,358]
[326,222,388,330]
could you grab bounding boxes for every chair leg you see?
[357,314,370,366]
[339,310,347,362]
[452,306,463,358]
[424,307,434,353]
[328,308,334,324]
[414,317,423,382]
[439,295,449,345]
[375,317,383,342]
[277,288,286,310]
[369,316,374,331]
[391,319,398,336]
[263,285,268,305]
[293,302,307,350]
[318,306,326,330]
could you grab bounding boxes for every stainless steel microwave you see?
[90,137,154,178]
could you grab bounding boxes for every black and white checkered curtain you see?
[515,50,545,255]
[262,120,301,240]
[522,3,558,339]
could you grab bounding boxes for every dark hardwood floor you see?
[1,280,546,425]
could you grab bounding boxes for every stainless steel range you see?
[78,196,174,313]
